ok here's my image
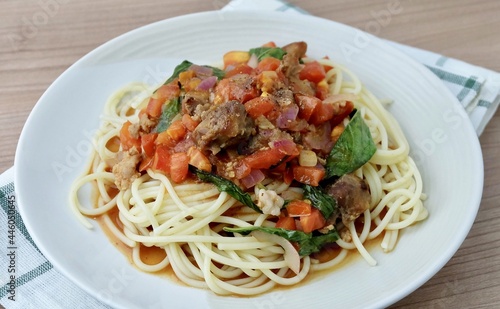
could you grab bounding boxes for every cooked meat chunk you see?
[192,100,255,154]
[280,42,306,78]
[326,174,371,226]
[128,122,140,139]
[282,41,307,59]
[245,128,293,154]
[112,148,141,190]
[272,89,294,107]
[279,42,315,96]
[139,113,158,132]
[182,91,210,120]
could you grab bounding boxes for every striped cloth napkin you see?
[1,1,498,308]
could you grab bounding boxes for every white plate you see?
[15,10,483,309]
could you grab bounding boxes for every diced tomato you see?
[310,102,335,125]
[146,98,164,118]
[244,147,286,170]
[295,94,322,122]
[234,160,252,179]
[146,83,181,118]
[225,64,254,78]
[275,216,297,230]
[223,51,250,68]
[152,146,171,175]
[299,61,326,84]
[256,57,281,73]
[316,80,330,100]
[138,155,154,172]
[286,200,312,217]
[119,121,141,151]
[141,133,158,157]
[170,152,190,183]
[300,208,326,233]
[181,114,199,131]
[270,161,287,173]
[283,166,294,185]
[262,41,277,48]
[292,165,325,186]
[330,101,355,127]
[156,120,187,146]
[214,77,259,104]
[187,147,211,172]
[156,83,181,101]
[244,96,276,119]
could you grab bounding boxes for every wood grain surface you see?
[1,0,499,308]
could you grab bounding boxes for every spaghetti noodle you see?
[70,41,427,295]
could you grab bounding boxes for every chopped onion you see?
[247,53,258,69]
[276,104,299,129]
[303,122,332,152]
[189,64,213,77]
[287,119,309,132]
[269,139,296,155]
[251,230,300,275]
[173,135,195,153]
[197,76,217,91]
[240,169,265,189]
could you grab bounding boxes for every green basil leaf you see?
[164,60,225,85]
[190,167,262,213]
[325,110,376,178]
[249,47,286,61]
[210,67,226,80]
[303,184,336,219]
[155,97,181,133]
[224,226,339,256]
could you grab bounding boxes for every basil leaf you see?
[303,185,336,219]
[190,167,262,213]
[224,226,339,256]
[210,67,226,80]
[249,47,286,61]
[155,97,181,133]
[164,60,225,85]
[325,110,376,178]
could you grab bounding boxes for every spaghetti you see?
[70,41,427,295]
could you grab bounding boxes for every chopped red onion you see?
[197,76,217,91]
[189,64,213,77]
[240,169,265,189]
[269,139,297,155]
[303,122,332,151]
[173,135,195,153]
[276,104,299,129]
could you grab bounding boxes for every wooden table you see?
[1,0,499,307]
